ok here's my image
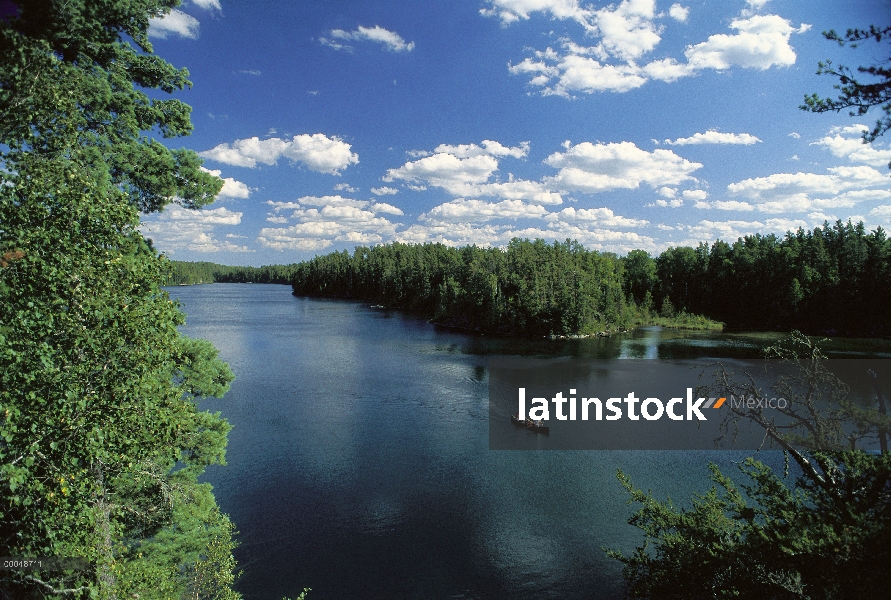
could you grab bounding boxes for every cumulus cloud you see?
[591,0,661,61]
[869,205,891,221]
[685,15,807,71]
[665,130,761,146]
[510,50,648,95]
[149,9,200,39]
[140,205,251,253]
[507,10,809,96]
[479,0,592,27]
[322,25,414,52]
[546,206,648,227]
[668,4,689,22]
[258,196,403,251]
[371,186,399,196]
[190,0,221,10]
[682,189,708,200]
[393,221,655,253]
[669,217,809,246]
[649,198,684,208]
[433,140,530,159]
[646,198,684,208]
[420,198,549,224]
[543,141,702,192]
[812,125,891,168]
[728,166,888,199]
[334,183,359,193]
[693,200,755,211]
[724,166,890,214]
[200,168,250,199]
[199,134,359,174]
[384,153,500,195]
[383,140,557,201]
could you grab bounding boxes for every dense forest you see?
[282,220,891,337]
[289,238,711,336]
[167,260,297,285]
[0,1,248,597]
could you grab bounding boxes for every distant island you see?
[168,220,891,338]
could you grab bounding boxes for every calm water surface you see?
[169,284,883,600]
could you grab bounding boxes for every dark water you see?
[168,284,889,600]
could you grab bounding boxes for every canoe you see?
[511,415,550,435]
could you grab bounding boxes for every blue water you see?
[170,284,804,600]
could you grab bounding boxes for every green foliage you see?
[801,23,891,152]
[652,221,891,334]
[0,1,242,596]
[291,239,629,336]
[610,333,891,599]
[610,451,891,600]
[166,260,298,285]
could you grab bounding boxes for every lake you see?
[169,283,887,600]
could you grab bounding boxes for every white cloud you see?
[543,141,702,192]
[190,0,221,9]
[676,217,809,245]
[685,15,805,71]
[140,205,251,253]
[371,186,399,196]
[258,196,402,251]
[199,168,250,199]
[869,205,891,220]
[788,132,801,138]
[476,180,563,204]
[591,0,661,61]
[668,4,689,22]
[693,200,755,211]
[383,141,551,201]
[650,198,684,208]
[665,130,761,146]
[148,9,200,39]
[295,195,369,209]
[325,25,414,52]
[372,203,404,215]
[384,153,500,195]
[658,186,676,198]
[199,134,359,174]
[682,189,708,200]
[421,198,549,224]
[511,52,648,95]
[479,0,592,27]
[728,165,889,199]
[433,140,530,159]
[642,57,693,82]
[546,206,648,227]
[812,124,891,167]
[723,167,890,214]
[393,221,655,253]
[334,183,359,193]
[508,12,808,95]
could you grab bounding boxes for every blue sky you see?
[139,0,891,266]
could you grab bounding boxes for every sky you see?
[139,0,891,266]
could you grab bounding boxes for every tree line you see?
[167,260,298,285]
[281,219,891,337]
[627,220,891,335]
[288,238,715,336]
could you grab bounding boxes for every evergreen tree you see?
[0,1,240,596]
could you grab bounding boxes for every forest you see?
[174,218,891,338]
[167,260,297,285]
[283,219,891,337]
